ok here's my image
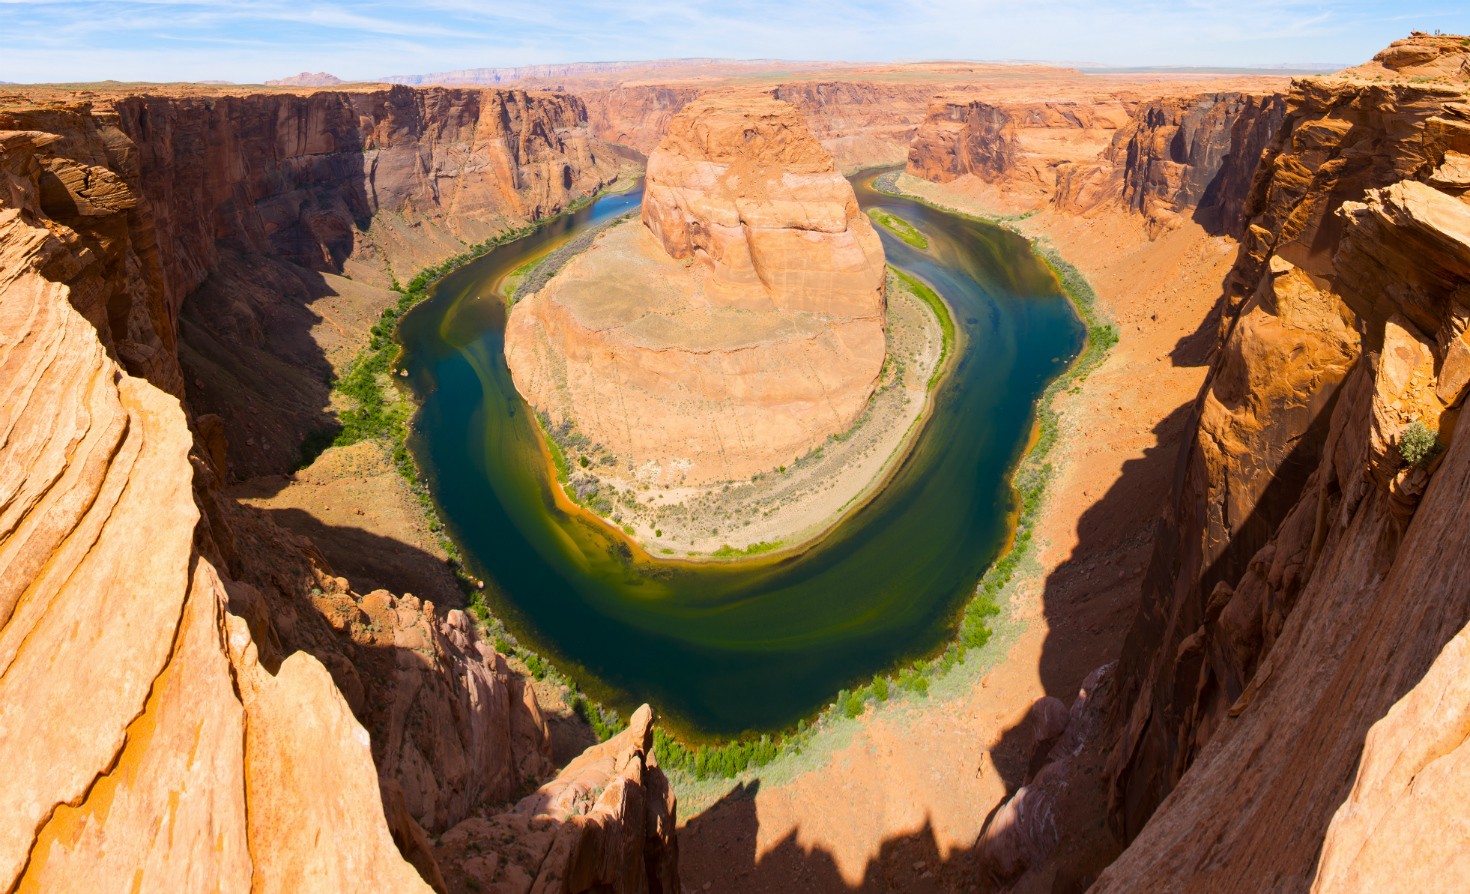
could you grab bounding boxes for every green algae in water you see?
[394,171,1084,739]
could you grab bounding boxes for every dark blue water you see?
[395,172,1083,739]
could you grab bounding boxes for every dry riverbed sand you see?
[674,176,1237,892]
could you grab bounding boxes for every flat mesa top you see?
[537,221,831,352]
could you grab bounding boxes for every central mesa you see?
[504,92,888,487]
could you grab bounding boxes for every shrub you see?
[1398,420,1439,466]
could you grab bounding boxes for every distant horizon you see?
[0,56,1362,88]
[2,1,1464,85]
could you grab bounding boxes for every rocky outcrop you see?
[1093,69,1470,892]
[0,139,430,891]
[505,92,887,485]
[1,87,676,893]
[1343,31,1470,79]
[580,80,945,171]
[903,89,1286,232]
[1055,91,1288,235]
[906,94,1134,213]
[433,705,680,894]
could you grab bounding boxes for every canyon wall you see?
[506,92,887,486]
[1094,68,1470,890]
[0,88,676,893]
[905,94,1135,213]
[580,80,942,171]
[3,86,623,478]
[905,89,1286,232]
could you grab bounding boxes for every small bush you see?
[1398,420,1439,466]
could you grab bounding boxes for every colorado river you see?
[396,170,1084,738]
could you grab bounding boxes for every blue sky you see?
[1,1,1464,84]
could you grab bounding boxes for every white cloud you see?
[0,0,1461,83]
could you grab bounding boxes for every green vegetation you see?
[869,208,929,250]
[1398,420,1441,466]
[889,266,955,389]
[711,541,782,558]
[654,728,783,781]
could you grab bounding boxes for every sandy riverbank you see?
[674,175,1237,891]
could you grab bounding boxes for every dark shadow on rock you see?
[178,248,397,480]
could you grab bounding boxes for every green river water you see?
[395,171,1084,739]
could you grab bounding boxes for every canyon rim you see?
[2,17,1470,894]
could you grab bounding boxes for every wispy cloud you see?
[0,0,1461,83]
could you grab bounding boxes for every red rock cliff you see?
[905,89,1286,232]
[1095,68,1470,891]
[0,87,676,894]
[579,79,945,171]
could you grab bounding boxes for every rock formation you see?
[1,85,676,893]
[1091,57,1470,892]
[905,94,1134,213]
[905,89,1287,233]
[1,86,625,478]
[1342,31,1470,79]
[581,79,951,171]
[1054,91,1288,235]
[505,92,887,485]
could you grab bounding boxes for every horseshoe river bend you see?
[393,170,1086,740]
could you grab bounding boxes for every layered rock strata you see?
[506,93,887,485]
[905,94,1134,213]
[1092,67,1470,891]
[1,87,677,893]
[1,86,623,477]
[905,89,1287,233]
[581,79,950,171]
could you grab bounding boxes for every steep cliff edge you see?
[1,87,628,478]
[1095,68,1470,891]
[1,87,676,893]
[905,88,1286,232]
[506,92,887,488]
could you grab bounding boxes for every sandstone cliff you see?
[1,86,676,893]
[905,94,1134,213]
[505,92,887,486]
[1093,70,1470,891]
[2,85,624,478]
[580,79,975,172]
[905,89,1286,233]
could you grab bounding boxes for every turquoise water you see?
[395,172,1083,739]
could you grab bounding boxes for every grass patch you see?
[889,266,955,390]
[869,208,929,250]
[710,541,782,558]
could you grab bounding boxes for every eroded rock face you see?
[434,705,680,894]
[1,92,676,894]
[906,94,1134,213]
[506,92,886,485]
[1310,617,1470,894]
[0,165,428,891]
[1092,66,1470,893]
[579,80,947,171]
[1,89,624,477]
[903,89,1286,232]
